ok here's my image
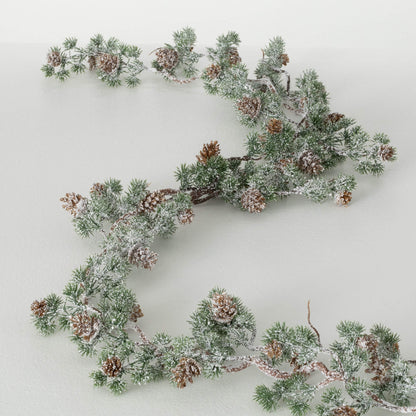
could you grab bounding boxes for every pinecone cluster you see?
[171,357,201,388]
[326,112,345,123]
[196,140,221,164]
[90,182,105,196]
[102,356,122,377]
[206,63,222,80]
[228,47,241,65]
[264,340,282,359]
[47,51,61,67]
[155,48,179,71]
[129,304,144,322]
[241,188,266,213]
[31,299,47,317]
[178,209,194,225]
[280,53,289,66]
[128,245,158,270]
[237,96,262,119]
[333,406,357,416]
[335,191,352,206]
[98,53,119,74]
[267,118,283,135]
[139,191,167,213]
[378,144,395,161]
[60,192,87,217]
[211,292,237,324]
[297,150,324,175]
[70,312,100,342]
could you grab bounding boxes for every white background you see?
[1,1,416,415]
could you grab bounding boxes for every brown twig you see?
[307,300,321,345]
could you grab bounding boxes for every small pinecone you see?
[326,112,345,123]
[90,182,105,196]
[196,140,220,164]
[297,150,324,175]
[139,191,166,213]
[98,53,119,74]
[60,192,87,217]
[264,340,282,359]
[129,304,144,322]
[171,357,201,388]
[47,51,61,67]
[102,356,122,377]
[211,292,237,324]
[335,191,352,206]
[155,48,179,71]
[333,406,357,416]
[31,299,47,317]
[237,96,262,119]
[356,334,378,351]
[70,312,99,342]
[267,118,283,135]
[378,144,395,161]
[88,55,97,70]
[128,245,158,270]
[228,47,242,65]
[206,64,222,80]
[241,188,266,213]
[280,53,289,66]
[178,209,194,225]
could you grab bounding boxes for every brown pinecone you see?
[196,140,220,164]
[129,304,144,322]
[211,292,237,324]
[102,356,122,377]
[241,188,266,213]
[264,340,282,359]
[297,150,324,175]
[378,144,395,161]
[171,357,201,388]
[237,96,262,119]
[326,112,345,123]
[178,209,194,225]
[60,192,87,217]
[280,53,289,66]
[98,53,119,74]
[267,118,283,135]
[70,312,100,342]
[31,299,47,317]
[128,245,158,270]
[139,191,167,213]
[47,51,61,67]
[155,48,179,71]
[90,183,105,196]
[335,191,352,206]
[206,64,222,79]
[228,47,242,65]
[333,406,357,416]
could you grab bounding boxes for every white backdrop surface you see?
[1,1,416,415]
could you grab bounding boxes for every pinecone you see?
[196,140,220,164]
[280,53,289,66]
[155,48,179,71]
[326,112,345,123]
[378,144,395,161]
[128,245,158,270]
[357,335,390,383]
[237,96,262,119]
[70,312,100,342]
[171,357,201,388]
[241,188,266,213]
[98,53,119,74]
[297,150,324,175]
[139,191,167,213]
[335,191,352,206]
[333,406,357,416]
[228,47,241,65]
[60,192,87,217]
[88,55,97,70]
[178,209,194,225]
[129,304,144,322]
[102,356,122,377]
[31,299,47,317]
[206,64,222,79]
[47,51,61,67]
[264,340,282,359]
[90,183,105,196]
[267,118,283,135]
[211,292,237,324]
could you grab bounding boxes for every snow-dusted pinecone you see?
[70,312,100,342]
[264,340,282,359]
[139,191,167,213]
[237,96,262,119]
[206,64,222,79]
[297,150,324,175]
[335,191,352,206]
[228,47,241,65]
[47,51,61,67]
[326,112,345,123]
[178,209,194,225]
[102,356,122,377]
[280,53,289,66]
[90,182,105,196]
[378,144,395,161]
[171,357,201,388]
[60,192,87,217]
[155,48,179,71]
[241,188,266,213]
[31,299,47,317]
[128,245,158,270]
[211,292,237,324]
[129,304,144,322]
[333,406,357,416]
[98,53,119,74]
[88,55,97,70]
[196,140,220,164]
[267,118,283,135]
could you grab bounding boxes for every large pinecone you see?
[60,192,87,217]
[171,357,201,388]
[139,191,166,213]
[31,299,47,317]
[178,209,194,225]
[155,48,179,71]
[102,356,122,377]
[333,406,357,416]
[206,64,222,79]
[128,245,158,270]
[47,51,61,67]
[264,340,282,359]
[241,188,266,213]
[335,191,352,206]
[297,150,324,175]
[98,53,119,74]
[196,140,220,164]
[211,292,237,324]
[237,96,262,119]
[267,118,283,134]
[228,47,241,65]
[70,312,100,342]
[326,112,345,123]
[378,144,395,161]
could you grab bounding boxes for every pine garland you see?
[31,28,406,414]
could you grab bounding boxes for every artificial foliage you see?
[31,29,407,414]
